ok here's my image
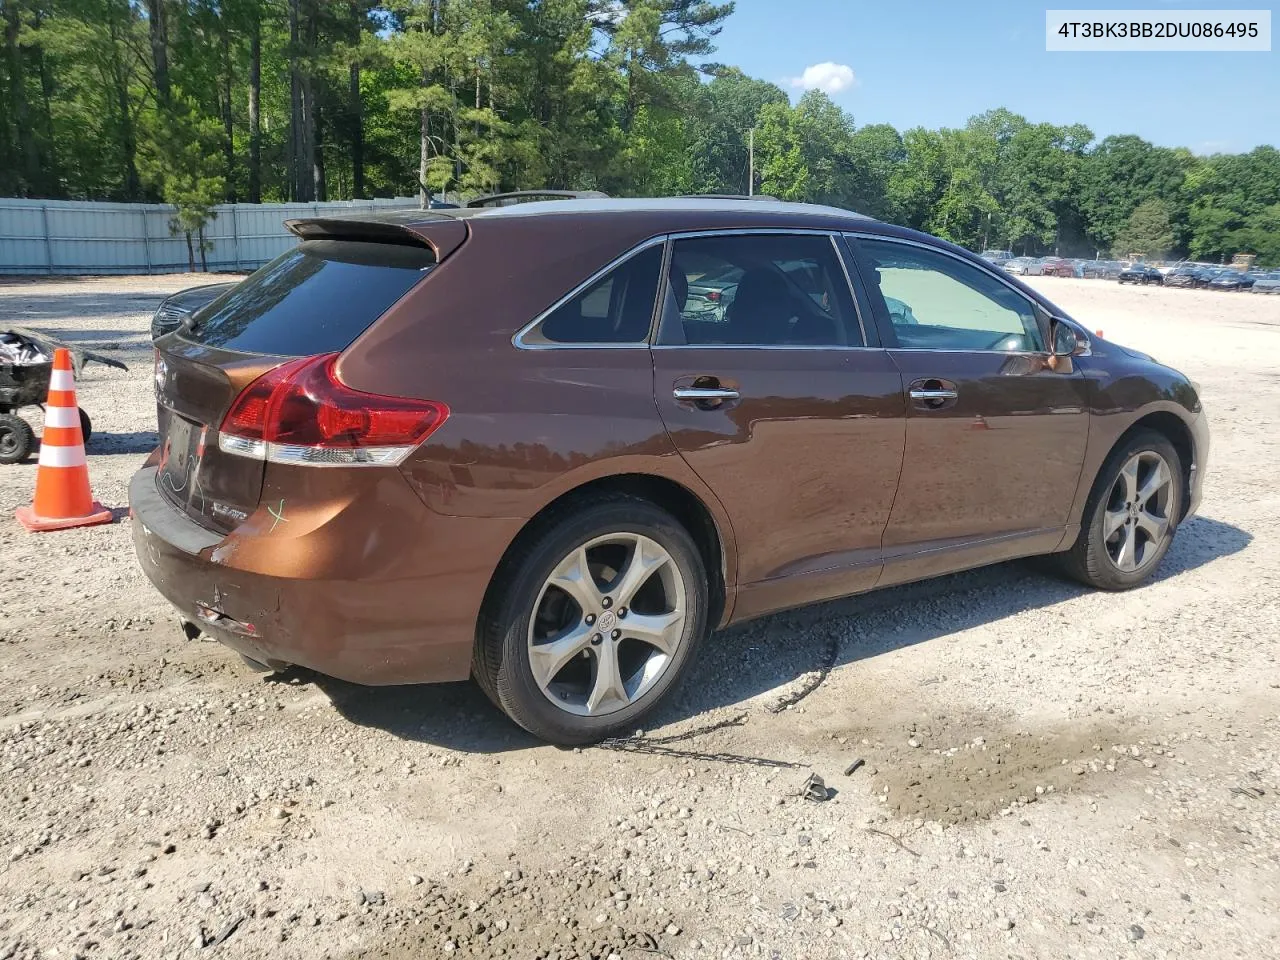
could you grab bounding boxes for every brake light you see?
[218,353,448,466]
[705,290,721,301]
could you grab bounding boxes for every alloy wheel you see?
[1103,451,1174,573]
[528,533,686,717]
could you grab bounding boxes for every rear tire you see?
[474,495,708,745]
[0,414,35,464]
[1060,429,1183,590]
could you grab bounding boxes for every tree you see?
[1079,135,1189,253]
[752,90,857,206]
[790,90,855,205]
[846,123,904,220]
[593,0,733,132]
[1115,198,1175,259]
[693,68,786,194]
[891,127,949,231]
[754,99,807,200]
[2,0,1277,262]
[1230,203,1280,266]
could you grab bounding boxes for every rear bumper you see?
[129,466,523,684]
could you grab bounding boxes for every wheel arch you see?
[480,473,732,633]
[1095,410,1196,522]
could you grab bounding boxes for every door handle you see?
[908,388,958,401]
[673,387,740,402]
[907,378,959,410]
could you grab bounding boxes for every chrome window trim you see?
[655,350,885,358]
[659,227,869,349]
[844,231,1054,353]
[512,234,668,350]
[887,347,1057,356]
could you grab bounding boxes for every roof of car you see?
[294,197,874,230]
[286,197,883,254]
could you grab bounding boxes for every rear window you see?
[183,240,434,356]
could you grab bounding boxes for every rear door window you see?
[183,240,434,356]
[664,234,860,346]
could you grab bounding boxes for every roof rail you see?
[678,193,780,201]
[464,190,610,208]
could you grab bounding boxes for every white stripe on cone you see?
[44,406,80,428]
[49,370,76,391]
[38,443,87,468]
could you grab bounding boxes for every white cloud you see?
[788,62,857,95]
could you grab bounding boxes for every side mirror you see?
[1050,318,1082,357]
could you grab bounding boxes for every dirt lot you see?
[1,274,1277,960]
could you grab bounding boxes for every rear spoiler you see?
[284,213,467,262]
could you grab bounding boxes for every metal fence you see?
[0,197,422,276]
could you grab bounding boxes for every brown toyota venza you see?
[131,198,1208,744]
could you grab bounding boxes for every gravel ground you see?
[0,273,1277,960]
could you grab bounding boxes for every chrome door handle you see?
[674,387,740,401]
[908,388,958,401]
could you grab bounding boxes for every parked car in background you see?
[1003,257,1043,276]
[979,249,1015,266]
[1117,264,1163,285]
[1199,267,1237,287]
[1250,272,1280,293]
[130,196,1207,744]
[1082,260,1124,279]
[1040,257,1075,277]
[1162,267,1199,288]
[1208,270,1249,291]
[682,265,739,321]
[150,281,240,340]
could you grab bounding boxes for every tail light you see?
[218,353,448,466]
[705,290,721,301]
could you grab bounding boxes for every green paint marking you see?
[267,499,289,532]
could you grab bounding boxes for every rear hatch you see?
[154,229,450,535]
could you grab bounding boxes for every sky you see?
[711,0,1278,154]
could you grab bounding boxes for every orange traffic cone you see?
[14,348,112,532]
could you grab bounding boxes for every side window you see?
[536,245,662,344]
[664,234,860,347]
[855,238,1045,352]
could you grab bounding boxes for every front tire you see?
[474,496,708,745]
[1060,430,1183,590]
